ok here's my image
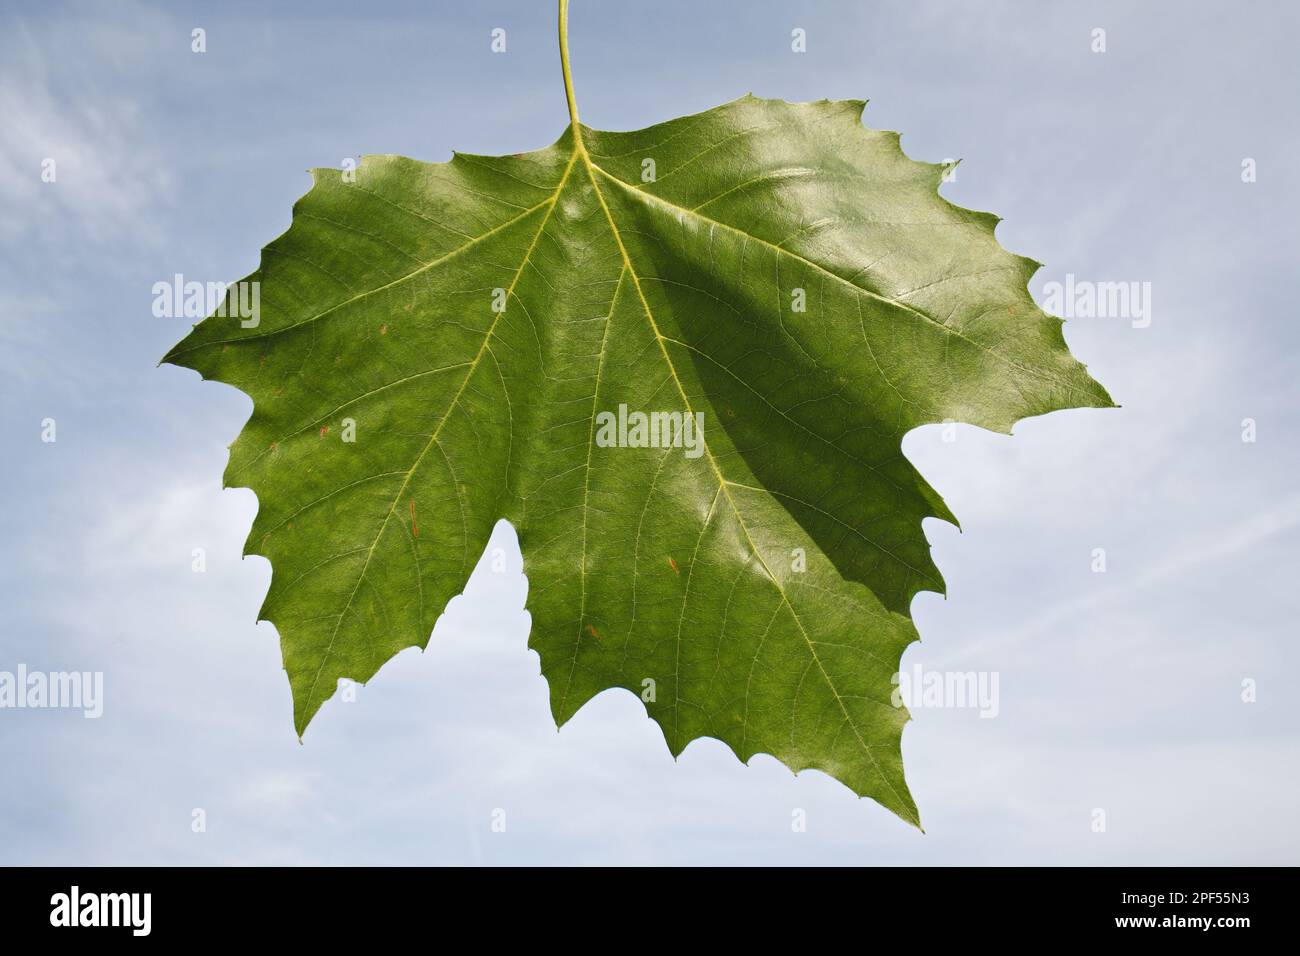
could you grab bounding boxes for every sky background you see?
[1,0,1297,865]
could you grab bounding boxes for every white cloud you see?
[0,9,174,245]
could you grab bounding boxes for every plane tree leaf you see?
[162,1,1111,826]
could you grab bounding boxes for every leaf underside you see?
[164,96,1111,826]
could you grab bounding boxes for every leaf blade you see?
[164,96,1111,825]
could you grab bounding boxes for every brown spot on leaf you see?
[319,425,329,437]
[668,557,680,575]
[586,624,601,640]
[409,498,418,538]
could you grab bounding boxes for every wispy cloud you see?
[0,7,174,246]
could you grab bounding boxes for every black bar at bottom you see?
[0,866,1281,940]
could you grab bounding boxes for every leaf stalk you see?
[558,0,584,149]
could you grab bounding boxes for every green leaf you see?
[162,1,1111,826]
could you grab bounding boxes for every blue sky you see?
[1,0,1297,864]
